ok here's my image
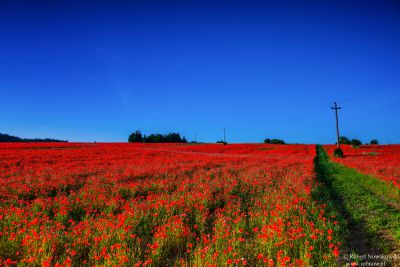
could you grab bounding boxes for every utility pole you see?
[331,102,341,148]
[223,127,226,144]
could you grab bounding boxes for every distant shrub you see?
[333,148,344,158]
[370,139,379,145]
[351,139,362,148]
[264,138,271,144]
[338,136,363,147]
[339,136,352,145]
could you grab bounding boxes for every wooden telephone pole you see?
[331,102,341,148]
[223,127,226,144]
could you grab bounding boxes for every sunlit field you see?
[0,143,342,266]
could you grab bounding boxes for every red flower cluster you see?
[325,145,400,188]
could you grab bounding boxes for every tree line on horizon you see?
[338,136,379,147]
[129,131,289,145]
[128,130,187,143]
[0,133,68,143]
[0,131,382,145]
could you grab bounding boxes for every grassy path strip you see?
[313,145,400,266]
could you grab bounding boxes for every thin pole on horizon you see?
[223,127,226,144]
[331,102,342,149]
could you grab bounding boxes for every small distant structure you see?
[223,127,226,143]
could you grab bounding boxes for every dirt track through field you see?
[314,146,400,267]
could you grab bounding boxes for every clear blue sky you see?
[1,0,399,143]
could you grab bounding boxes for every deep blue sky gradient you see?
[1,0,400,143]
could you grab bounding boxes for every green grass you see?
[313,145,400,265]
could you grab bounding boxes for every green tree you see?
[128,130,143,143]
[370,139,379,145]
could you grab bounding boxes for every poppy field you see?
[0,143,344,266]
[324,145,400,188]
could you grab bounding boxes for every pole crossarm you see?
[331,102,341,110]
